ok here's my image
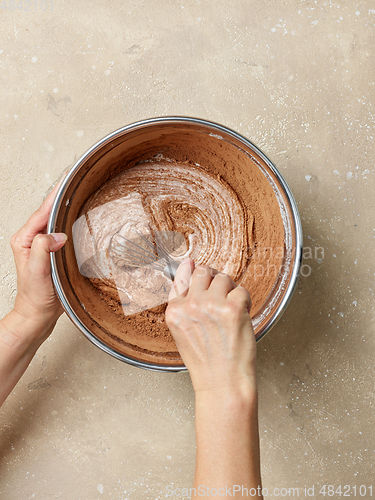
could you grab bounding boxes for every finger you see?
[187,264,218,295]
[208,272,237,297]
[28,233,68,278]
[168,258,195,301]
[227,285,252,314]
[14,175,66,250]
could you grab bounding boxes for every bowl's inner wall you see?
[53,122,296,365]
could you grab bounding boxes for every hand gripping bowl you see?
[48,117,303,372]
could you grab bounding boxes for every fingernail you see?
[196,265,208,275]
[51,233,68,243]
[181,258,193,265]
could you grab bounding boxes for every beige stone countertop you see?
[0,1,374,498]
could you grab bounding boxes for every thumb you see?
[28,233,67,277]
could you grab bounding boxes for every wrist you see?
[192,366,258,400]
[1,308,56,356]
[0,310,55,408]
[194,377,258,414]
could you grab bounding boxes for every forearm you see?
[193,383,262,499]
[0,309,55,407]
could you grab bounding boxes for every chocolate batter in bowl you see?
[48,117,303,372]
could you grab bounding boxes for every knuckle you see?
[222,301,241,317]
[237,285,250,297]
[174,278,189,295]
[236,289,249,303]
[219,273,235,285]
[10,232,19,249]
[237,287,252,308]
[33,233,50,252]
[185,297,201,316]
[166,302,184,327]
[205,300,220,315]
[32,233,45,246]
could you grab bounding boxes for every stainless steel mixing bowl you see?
[48,116,303,372]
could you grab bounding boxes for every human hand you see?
[9,180,67,345]
[166,260,262,497]
[166,259,257,397]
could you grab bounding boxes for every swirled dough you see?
[73,160,250,317]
